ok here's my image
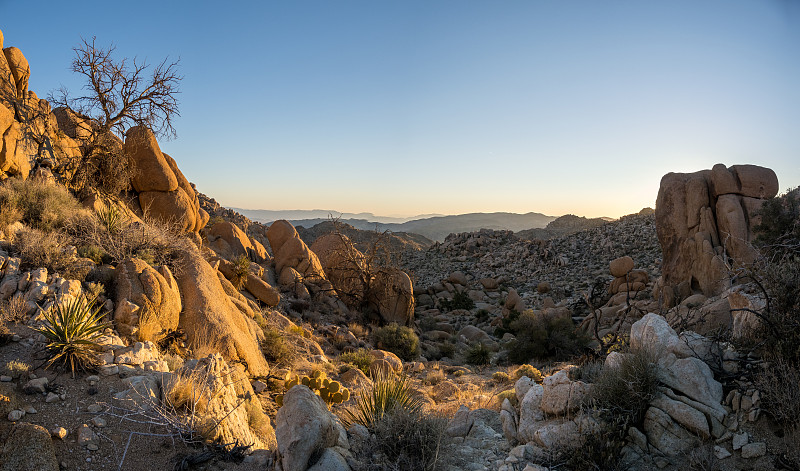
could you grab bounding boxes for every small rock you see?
[741,442,766,459]
[0,376,12,382]
[99,365,119,376]
[45,392,60,403]
[7,410,24,421]
[86,375,100,383]
[11,335,20,342]
[51,427,68,440]
[252,380,267,394]
[91,416,106,427]
[87,443,99,451]
[87,404,104,414]
[748,408,760,422]
[732,432,748,450]
[77,424,96,445]
[23,377,49,394]
[714,446,731,459]
[25,406,37,414]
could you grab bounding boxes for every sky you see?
[2,0,799,219]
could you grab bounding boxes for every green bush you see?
[512,364,542,382]
[373,323,419,361]
[77,244,109,265]
[261,327,293,365]
[35,296,107,376]
[439,291,475,312]
[754,187,800,256]
[340,348,373,376]
[465,342,491,366]
[506,311,591,364]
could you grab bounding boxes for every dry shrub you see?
[362,407,451,471]
[512,364,542,382]
[506,311,591,363]
[339,348,373,376]
[68,211,194,274]
[348,322,367,339]
[492,371,511,383]
[373,323,419,361]
[590,349,659,424]
[0,177,85,231]
[13,228,90,280]
[261,327,294,366]
[422,368,445,386]
[0,296,29,324]
[755,359,800,427]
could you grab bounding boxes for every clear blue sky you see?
[2,1,799,218]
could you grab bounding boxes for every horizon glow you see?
[2,0,799,219]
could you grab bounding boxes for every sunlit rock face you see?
[655,163,778,307]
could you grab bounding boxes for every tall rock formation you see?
[655,164,778,307]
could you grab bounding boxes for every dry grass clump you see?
[261,327,294,366]
[755,359,800,428]
[491,371,512,383]
[422,368,445,386]
[497,389,517,407]
[348,322,367,339]
[163,368,211,414]
[0,296,29,324]
[13,228,90,279]
[4,360,30,379]
[0,177,85,232]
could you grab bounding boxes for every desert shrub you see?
[340,348,373,376]
[364,406,451,471]
[347,322,367,338]
[558,418,630,471]
[422,368,445,386]
[755,359,800,427]
[77,244,108,265]
[439,291,475,311]
[512,364,542,382]
[590,349,659,425]
[230,254,250,289]
[497,389,517,407]
[754,187,800,256]
[0,296,29,324]
[0,177,84,231]
[373,323,419,361]
[68,212,194,274]
[35,296,107,375]
[418,316,438,332]
[492,371,511,383]
[13,228,90,280]
[261,328,293,365]
[506,311,591,364]
[570,359,604,383]
[465,342,491,366]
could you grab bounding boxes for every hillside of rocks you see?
[515,213,616,241]
[0,26,798,471]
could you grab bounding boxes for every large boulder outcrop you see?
[123,126,208,233]
[175,248,269,376]
[367,268,415,325]
[0,102,28,179]
[207,220,268,263]
[114,258,181,342]
[2,46,28,101]
[655,164,778,307]
[267,220,334,297]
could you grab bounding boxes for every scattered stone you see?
[87,404,104,414]
[51,427,68,440]
[740,442,766,459]
[22,377,48,394]
[732,432,748,450]
[91,416,106,428]
[7,409,24,421]
[45,392,59,403]
[714,446,731,460]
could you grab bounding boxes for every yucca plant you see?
[35,296,107,376]
[230,254,251,289]
[97,203,128,234]
[341,371,424,429]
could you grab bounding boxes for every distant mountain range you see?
[230,209,443,225]
[234,209,558,242]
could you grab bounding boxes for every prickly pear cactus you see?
[275,368,350,409]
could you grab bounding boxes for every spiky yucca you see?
[96,203,128,234]
[36,297,107,375]
[230,254,251,289]
[341,371,424,429]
